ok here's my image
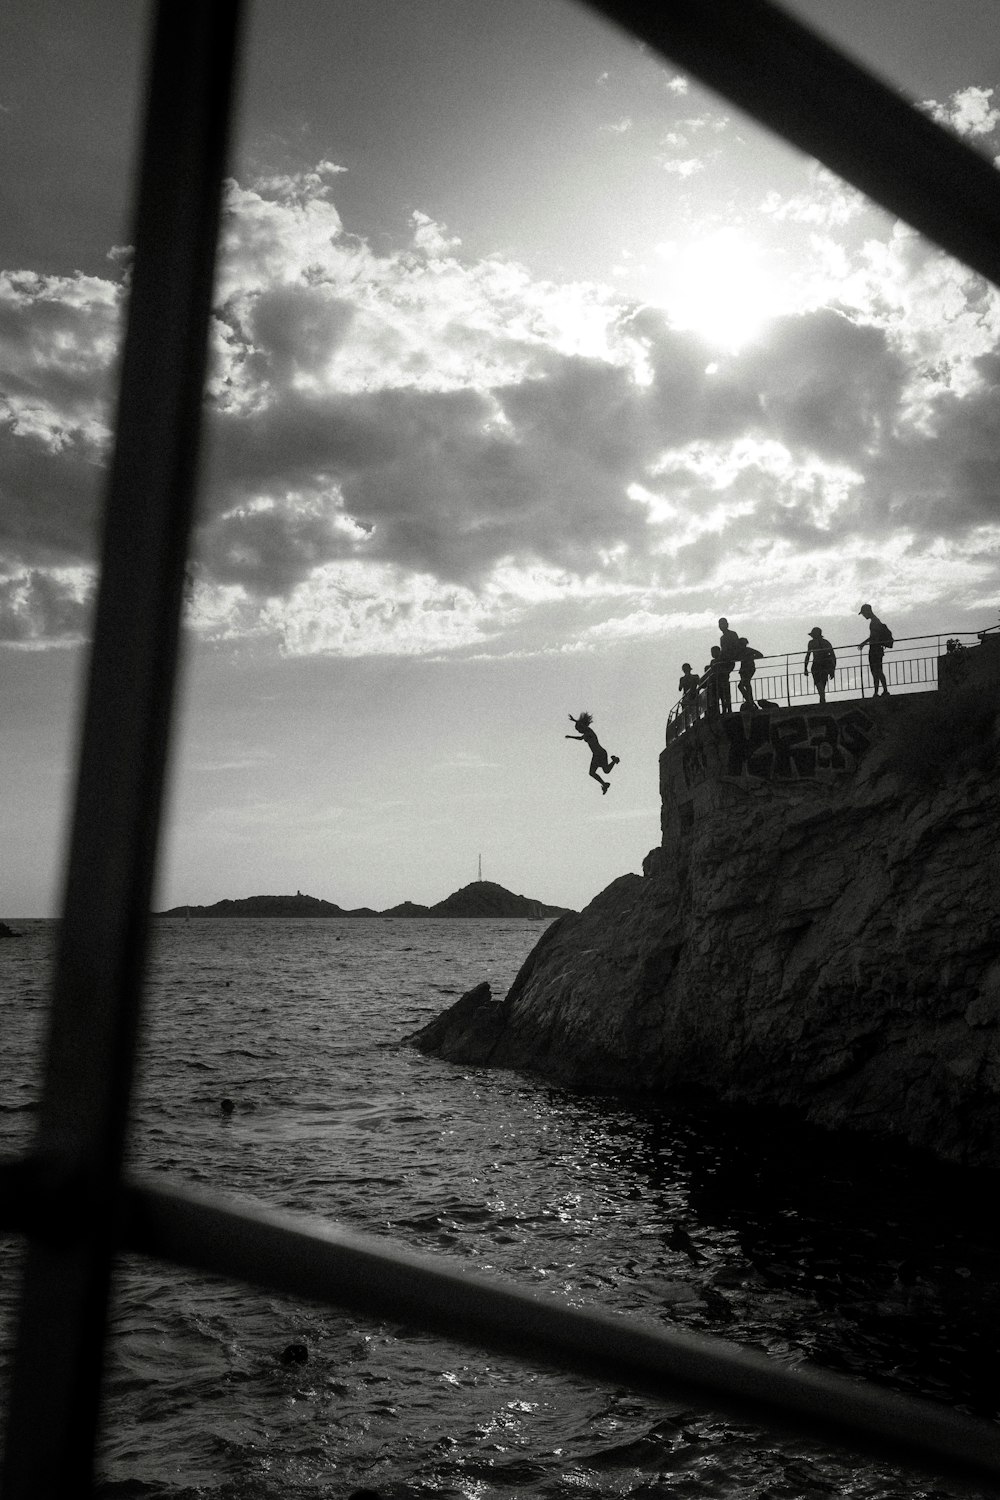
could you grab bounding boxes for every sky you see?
[2,0,1000,916]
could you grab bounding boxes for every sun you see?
[653,229,791,350]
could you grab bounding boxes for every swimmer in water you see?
[566,712,620,794]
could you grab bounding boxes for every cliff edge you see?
[413,679,1000,1168]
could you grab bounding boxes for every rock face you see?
[412,682,1000,1169]
[410,981,505,1063]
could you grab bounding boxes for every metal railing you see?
[4,1,1000,1494]
[666,630,991,741]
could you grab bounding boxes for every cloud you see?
[656,112,729,178]
[760,164,868,229]
[188,749,276,773]
[0,269,119,595]
[0,565,93,646]
[3,162,1000,653]
[732,308,906,463]
[659,157,704,179]
[437,751,502,770]
[876,353,1000,536]
[250,563,505,658]
[921,85,1000,139]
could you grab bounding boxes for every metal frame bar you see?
[4,0,1000,1491]
[1,4,242,1492]
[588,0,1000,288]
[116,1176,998,1482]
[4,1165,995,1481]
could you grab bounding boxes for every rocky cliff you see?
[413,676,1000,1169]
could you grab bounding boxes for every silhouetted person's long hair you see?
[566,712,619,794]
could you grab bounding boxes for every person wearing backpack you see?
[858,603,893,696]
[804,627,837,705]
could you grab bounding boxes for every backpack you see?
[874,621,894,647]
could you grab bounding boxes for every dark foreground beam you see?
[0,5,242,1495]
[120,1177,1000,1485]
[589,0,1000,290]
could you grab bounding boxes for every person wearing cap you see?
[858,603,891,696]
[803,627,836,705]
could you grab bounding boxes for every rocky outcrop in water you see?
[390,881,569,919]
[160,893,365,918]
[413,674,1000,1169]
[159,881,569,920]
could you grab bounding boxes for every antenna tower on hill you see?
[478,853,482,882]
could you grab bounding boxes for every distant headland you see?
[156,880,570,921]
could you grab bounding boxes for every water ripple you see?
[1,918,997,1500]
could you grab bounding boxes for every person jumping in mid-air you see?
[566,712,620,794]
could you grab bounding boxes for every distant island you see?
[156,880,571,921]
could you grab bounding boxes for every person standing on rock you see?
[566,712,620,794]
[718,617,740,711]
[858,602,892,696]
[699,649,718,716]
[804,627,837,705]
[678,662,700,726]
[736,637,763,709]
[703,645,732,714]
[718,617,741,664]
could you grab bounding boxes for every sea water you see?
[0,918,997,1499]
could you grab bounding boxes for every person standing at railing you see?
[678,662,700,726]
[718,615,739,666]
[804,627,836,705]
[858,602,892,696]
[736,636,763,709]
[718,617,740,657]
[701,646,731,715]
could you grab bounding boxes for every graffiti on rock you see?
[722,709,875,782]
[680,732,710,790]
[678,709,876,790]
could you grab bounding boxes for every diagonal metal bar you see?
[0,4,243,1494]
[117,1176,1000,1485]
[589,0,1000,290]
